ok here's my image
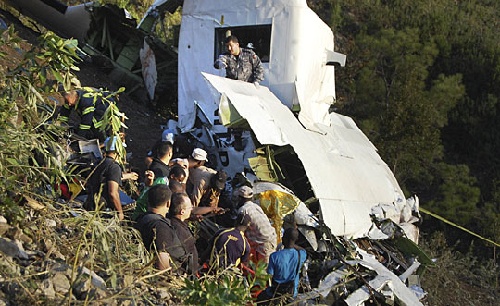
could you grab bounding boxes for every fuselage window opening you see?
[214,25,272,63]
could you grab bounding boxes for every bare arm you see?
[122,172,139,181]
[192,206,213,215]
[108,180,123,220]
[192,206,225,215]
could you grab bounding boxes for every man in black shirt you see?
[149,142,173,179]
[135,184,172,270]
[206,213,250,271]
[136,190,198,274]
[84,136,124,220]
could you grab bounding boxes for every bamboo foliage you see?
[0,28,80,221]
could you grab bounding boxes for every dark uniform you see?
[209,227,250,269]
[135,213,199,275]
[84,156,122,210]
[214,48,264,83]
[59,87,116,140]
[149,157,170,179]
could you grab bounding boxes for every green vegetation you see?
[329,0,500,253]
[0,24,266,304]
[0,28,77,223]
[180,261,269,306]
[309,0,500,300]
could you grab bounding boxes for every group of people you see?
[58,34,307,304]
[143,142,308,304]
[82,133,305,303]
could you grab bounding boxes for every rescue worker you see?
[214,35,264,87]
[187,148,217,207]
[149,142,173,179]
[236,186,277,263]
[134,184,173,270]
[205,212,251,271]
[256,228,307,305]
[84,136,137,221]
[138,192,199,275]
[145,128,175,168]
[198,170,228,208]
[59,85,117,141]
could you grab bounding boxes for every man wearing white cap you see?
[187,148,217,207]
[236,185,277,263]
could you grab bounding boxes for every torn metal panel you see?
[345,249,423,306]
[5,0,92,40]
[6,1,179,105]
[140,40,157,100]
[203,72,407,239]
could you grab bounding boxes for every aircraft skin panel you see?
[203,72,405,238]
[179,0,339,133]
[5,0,92,41]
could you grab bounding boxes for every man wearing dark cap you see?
[198,170,228,208]
[256,227,307,305]
[236,186,277,263]
[204,212,251,271]
[214,35,264,87]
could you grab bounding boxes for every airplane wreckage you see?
[6,0,432,304]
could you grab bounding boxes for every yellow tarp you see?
[256,189,301,243]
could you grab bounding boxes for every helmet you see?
[161,129,175,144]
[104,136,119,152]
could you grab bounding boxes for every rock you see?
[79,266,107,290]
[6,226,32,244]
[0,223,10,236]
[0,237,20,257]
[0,254,20,276]
[13,239,29,260]
[42,278,56,299]
[42,238,53,253]
[42,238,66,260]
[45,219,57,227]
[73,278,91,300]
[120,300,133,306]
[157,288,171,300]
[95,288,111,302]
[52,273,71,293]
[1,281,21,297]
[0,215,7,224]
[47,260,71,275]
